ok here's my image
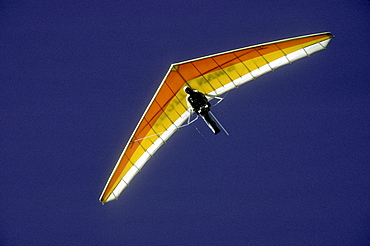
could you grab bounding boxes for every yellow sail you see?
[100,32,333,203]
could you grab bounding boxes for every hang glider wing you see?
[100,32,333,203]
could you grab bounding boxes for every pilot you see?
[184,87,211,116]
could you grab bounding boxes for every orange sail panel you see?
[100,32,333,203]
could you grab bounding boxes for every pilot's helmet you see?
[184,87,193,94]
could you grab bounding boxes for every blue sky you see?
[1,1,369,245]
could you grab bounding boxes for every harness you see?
[187,91,210,115]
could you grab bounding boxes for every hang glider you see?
[100,32,333,203]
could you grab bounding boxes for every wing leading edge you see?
[100,32,333,203]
